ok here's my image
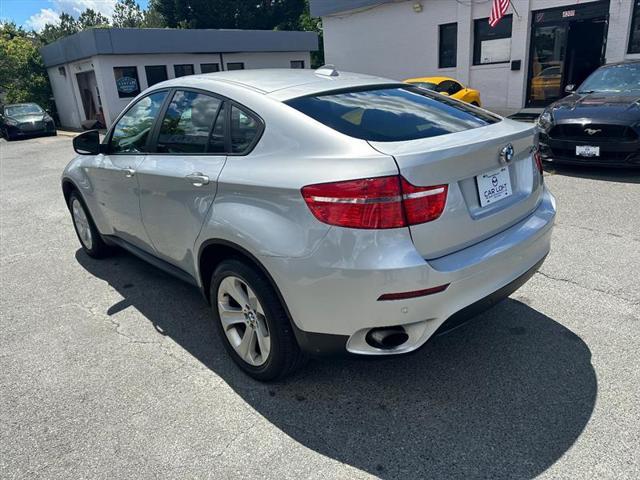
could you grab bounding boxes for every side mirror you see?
[73,130,102,155]
[564,84,575,93]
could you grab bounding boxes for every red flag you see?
[489,0,511,27]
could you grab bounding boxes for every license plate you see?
[476,166,513,208]
[576,145,600,157]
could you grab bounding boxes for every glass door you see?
[526,24,568,107]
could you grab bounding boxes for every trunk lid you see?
[369,119,543,259]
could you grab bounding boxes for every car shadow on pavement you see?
[544,163,640,184]
[76,249,597,480]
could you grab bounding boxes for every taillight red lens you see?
[301,175,447,229]
[400,177,448,225]
[534,149,544,175]
[301,176,404,229]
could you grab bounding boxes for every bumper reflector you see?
[377,283,450,301]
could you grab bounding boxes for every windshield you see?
[5,104,43,116]
[409,82,439,91]
[286,86,499,142]
[578,63,640,94]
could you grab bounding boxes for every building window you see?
[174,64,195,77]
[227,62,245,71]
[58,66,66,76]
[473,15,512,65]
[439,23,457,68]
[145,65,168,87]
[290,60,305,69]
[201,63,220,73]
[629,1,640,54]
[113,66,140,98]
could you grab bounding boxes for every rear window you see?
[285,86,499,142]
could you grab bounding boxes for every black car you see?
[0,103,57,141]
[537,61,640,167]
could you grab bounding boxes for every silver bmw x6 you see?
[63,67,555,381]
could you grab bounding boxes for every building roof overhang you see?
[40,28,319,68]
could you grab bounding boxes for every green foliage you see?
[39,13,80,44]
[112,0,145,28]
[0,23,52,109]
[149,0,323,66]
[78,9,110,29]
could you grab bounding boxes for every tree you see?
[0,23,52,109]
[77,9,110,29]
[39,13,79,44]
[112,0,145,28]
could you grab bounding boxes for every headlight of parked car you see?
[44,114,54,124]
[4,118,18,126]
[537,109,554,132]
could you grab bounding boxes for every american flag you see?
[489,0,511,27]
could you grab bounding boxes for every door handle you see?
[123,168,135,178]
[186,172,210,187]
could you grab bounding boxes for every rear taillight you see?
[534,149,544,176]
[301,175,447,229]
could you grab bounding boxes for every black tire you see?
[68,191,112,258]
[3,129,14,141]
[210,259,304,381]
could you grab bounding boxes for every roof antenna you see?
[315,65,339,77]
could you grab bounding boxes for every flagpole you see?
[509,0,521,19]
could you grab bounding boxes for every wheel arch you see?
[198,239,289,311]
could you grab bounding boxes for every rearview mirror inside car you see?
[73,130,102,155]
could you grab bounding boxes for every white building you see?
[311,0,640,115]
[40,28,318,129]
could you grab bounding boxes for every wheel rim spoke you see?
[218,304,246,329]
[255,319,270,359]
[72,199,92,249]
[217,275,271,367]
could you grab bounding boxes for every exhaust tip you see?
[365,326,409,350]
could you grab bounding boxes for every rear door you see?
[135,89,228,273]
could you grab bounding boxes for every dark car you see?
[537,61,640,167]
[0,103,57,141]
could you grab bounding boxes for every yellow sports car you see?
[404,76,482,106]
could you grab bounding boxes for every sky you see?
[0,0,149,31]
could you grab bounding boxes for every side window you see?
[438,80,462,96]
[157,90,222,154]
[110,91,167,154]
[230,105,260,154]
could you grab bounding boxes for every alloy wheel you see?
[217,275,271,366]
[71,198,93,250]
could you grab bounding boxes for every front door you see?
[94,90,169,250]
[137,89,228,274]
[526,1,609,107]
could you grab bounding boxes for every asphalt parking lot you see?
[1,135,639,479]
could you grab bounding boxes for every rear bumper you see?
[263,188,556,356]
[539,134,640,167]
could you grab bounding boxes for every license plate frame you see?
[576,145,600,157]
[476,166,513,208]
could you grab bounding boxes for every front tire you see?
[68,191,111,258]
[210,259,304,381]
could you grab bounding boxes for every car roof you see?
[404,76,459,84]
[156,68,404,101]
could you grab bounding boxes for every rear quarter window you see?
[285,86,499,142]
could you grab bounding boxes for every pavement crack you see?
[535,270,638,306]
[554,221,640,243]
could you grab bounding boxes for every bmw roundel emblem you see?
[499,143,515,165]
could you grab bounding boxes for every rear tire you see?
[210,259,304,381]
[68,191,111,258]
